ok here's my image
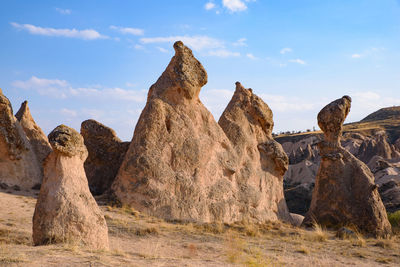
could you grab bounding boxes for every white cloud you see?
[55,8,71,15]
[140,35,224,51]
[60,108,77,117]
[260,93,318,112]
[351,47,385,60]
[205,2,216,10]
[209,49,240,58]
[352,54,362,59]
[200,88,234,118]
[246,53,258,60]
[10,22,108,40]
[12,76,147,102]
[222,0,247,12]
[233,38,247,47]
[133,44,145,50]
[289,59,306,65]
[280,47,292,54]
[109,25,144,36]
[157,47,169,53]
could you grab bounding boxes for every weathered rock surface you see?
[33,125,109,249]
[302,96,392,237]
[15,101,52,169]
[0,89,42,190]
[81,119,129,195]
[218,82,292,222]
[112,41,240,223]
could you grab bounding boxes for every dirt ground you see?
[1,188,399,267]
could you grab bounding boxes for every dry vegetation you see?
[1,189,400,266]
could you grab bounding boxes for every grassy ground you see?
[1,189,400,266]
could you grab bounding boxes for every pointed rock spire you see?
[219,82,292,223]
[112,41,239,222]
[15,100,52,168]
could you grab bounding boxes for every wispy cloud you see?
[10,22,108,40]
[351,47,385,59]
[289,59,306,65]
[109,25,144,36]
[246,53,258,60]
[209,49,240,58]
[140,35,224,51]
[205,2,216,10]
[351,54,362,58]
[12,76,146,102]
[55,8,71,15]
[280,47,292,54]
[233,37,247,46]
[157,47,169,53]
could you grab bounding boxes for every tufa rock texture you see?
[0,89,42,189]
[81,119,130,195]
[112,41,241,223]
[33,125,109,249]
[218,82,292,222]
[302,96,392,237]
[15,101,52,170]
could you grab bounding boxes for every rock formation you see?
[15,101,52,170]
[0,89,42,190]
[218,82,292,222]
[112,41,239,223]
[81,119,130,195]
[302,96,392,237]
[33,125,109,249]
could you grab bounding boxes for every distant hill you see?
[361,106,400,122]
[275,106,400,144]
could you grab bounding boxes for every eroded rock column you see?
[302,96,392,237]
[33,125,109,249]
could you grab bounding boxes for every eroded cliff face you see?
[33,125,109,249]
[218,82,292,222]
[0,89,42,189]
[112,41,240,223]
[302,96,392,237]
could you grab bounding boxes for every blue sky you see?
[1,0,400,140]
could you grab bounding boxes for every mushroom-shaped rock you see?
[112,41,239,223]
[317,95,351,146]
[218,82,292,223]
[33,125,109,249]
[15,101,52,170]
[0,90,42,189]
[81,119,129,195]
[302,96,392,237]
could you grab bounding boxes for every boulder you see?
[112,41,239,223]
[218,82,292,222]
[302,96,392,237]
[290,213,304,227]
[33,125,109,249]
[0,89,42,190]
[15,101,52,169]
[81,119,130,195]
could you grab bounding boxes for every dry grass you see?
[1,191,400,266]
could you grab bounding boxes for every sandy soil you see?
[1,188,399,266]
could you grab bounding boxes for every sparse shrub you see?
[388,211,400,228]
